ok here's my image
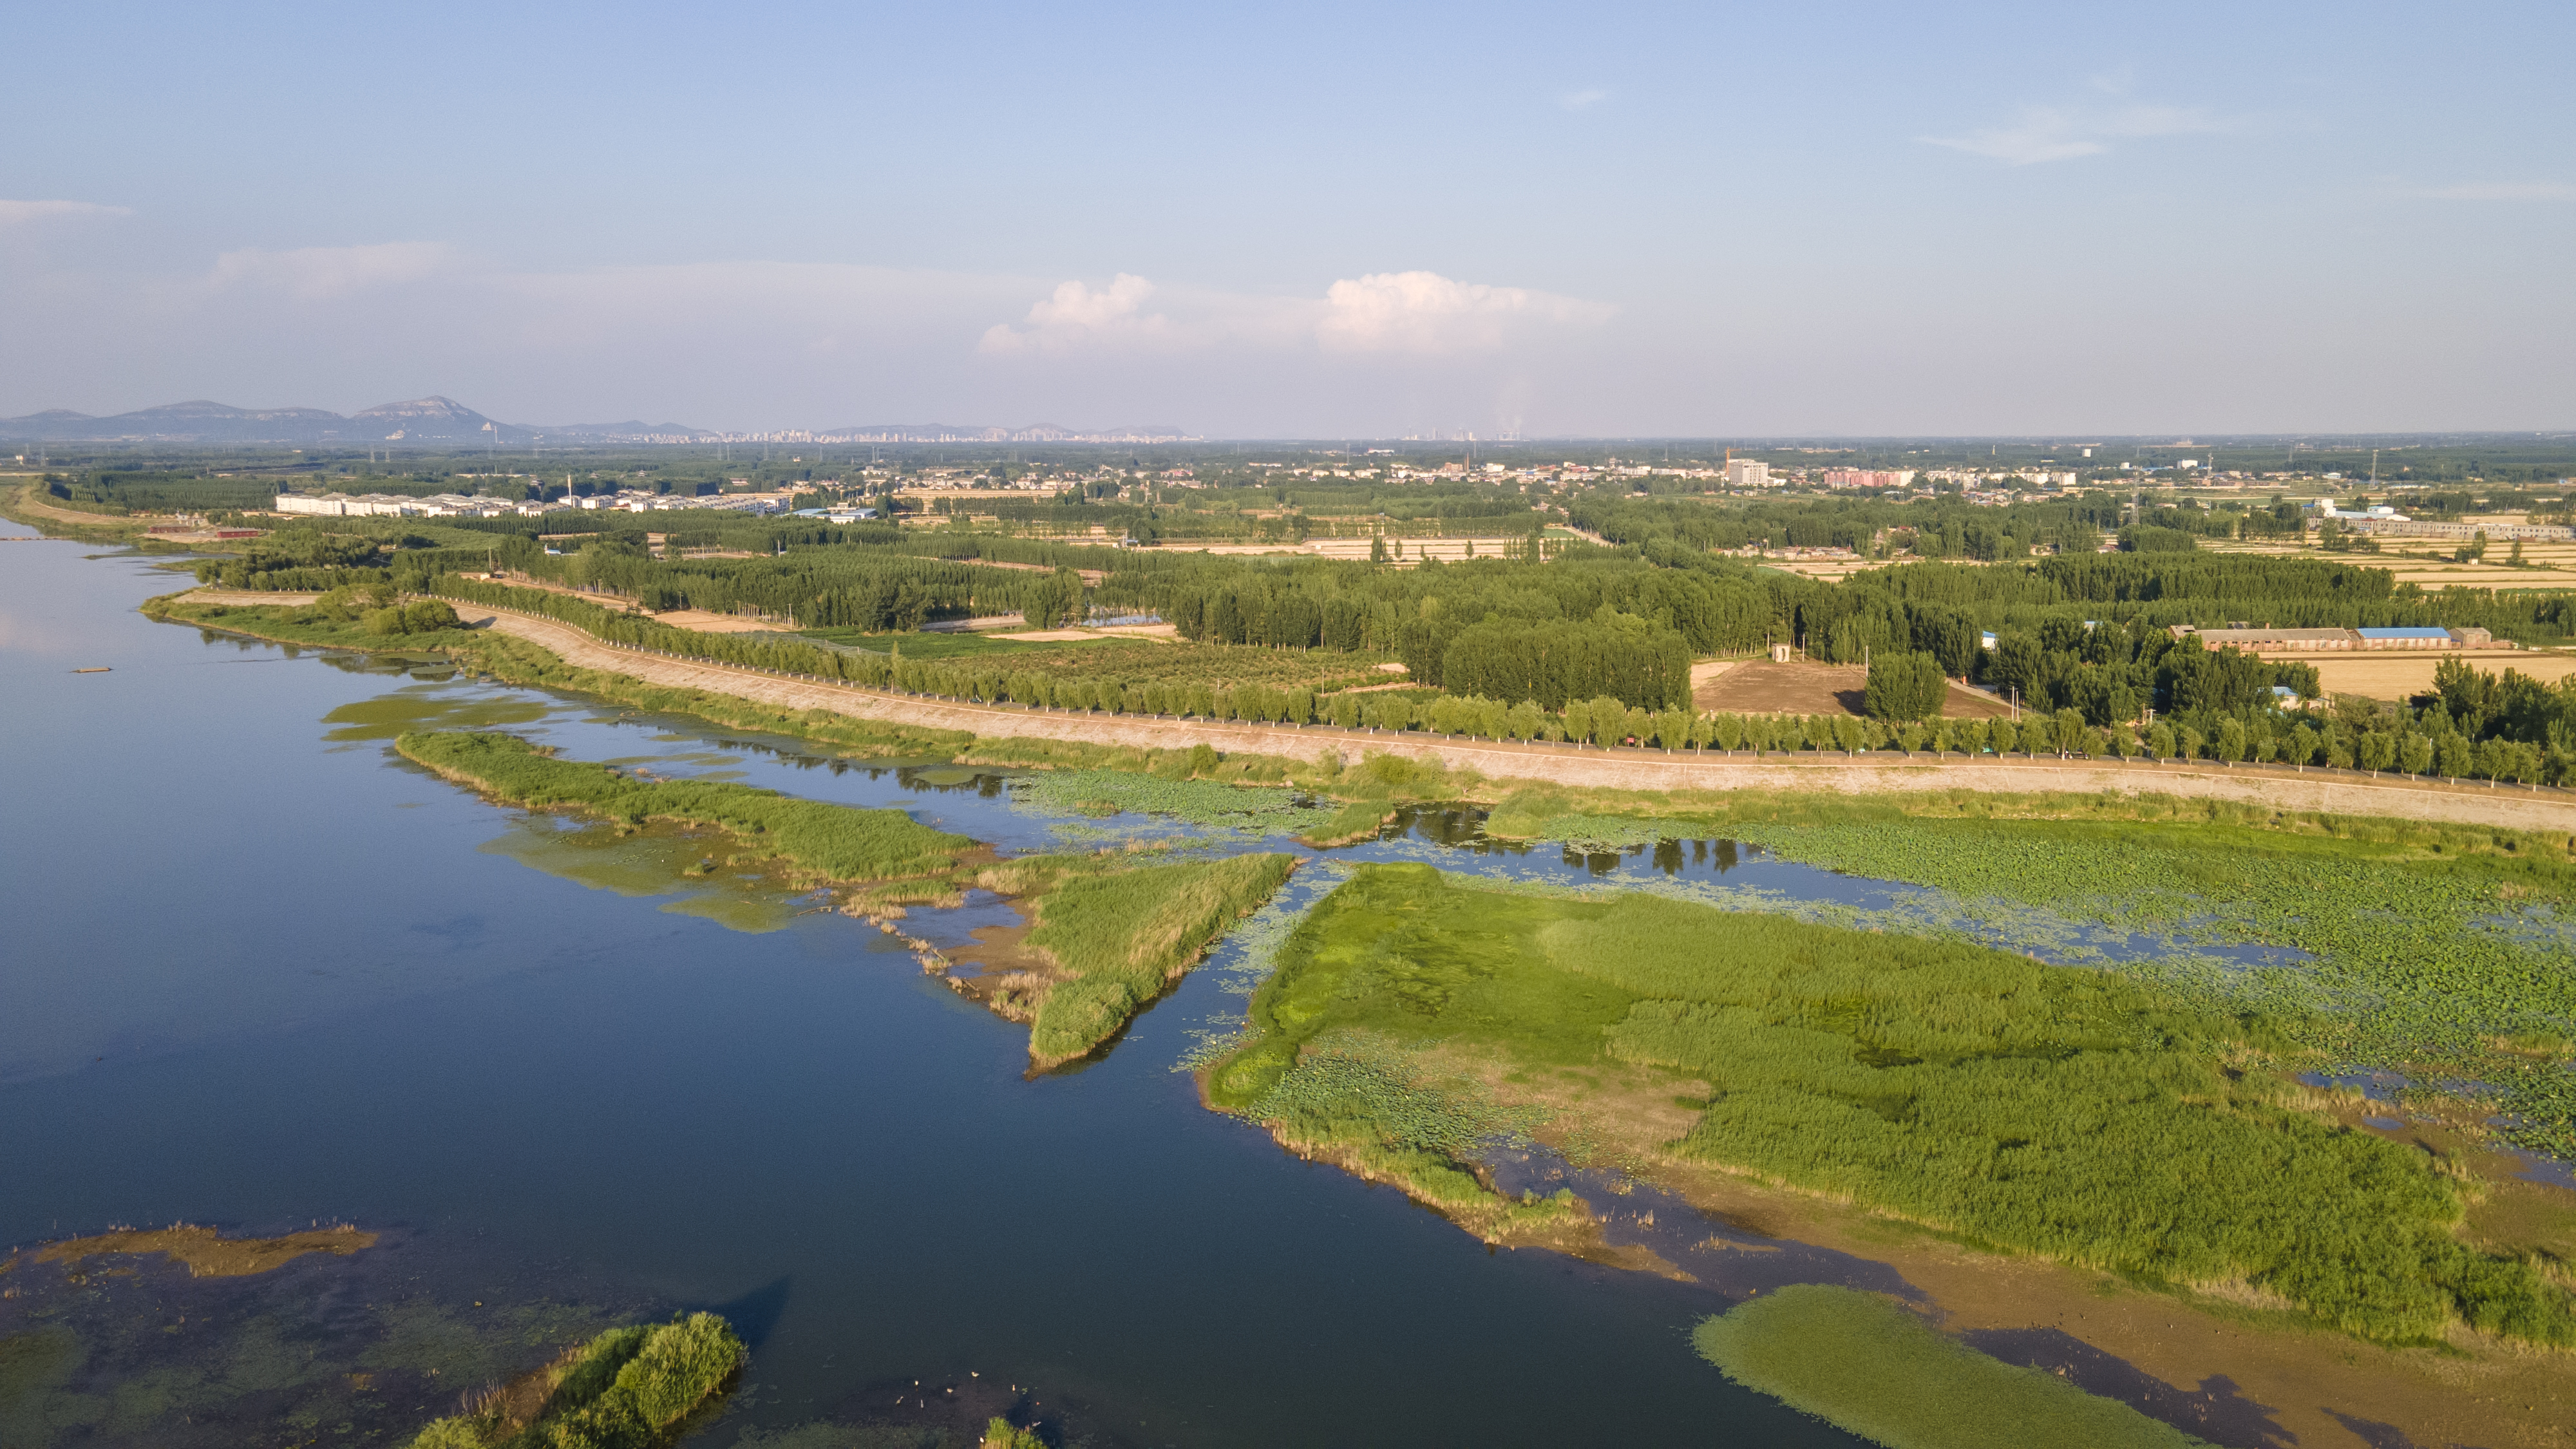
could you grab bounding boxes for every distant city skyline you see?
[3,2,2568,437]
[6,392,2568,452]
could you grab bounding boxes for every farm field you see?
[2267,647,2576,699]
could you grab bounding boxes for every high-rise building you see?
[1723,458,1772,489]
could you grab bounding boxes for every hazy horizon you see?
[5,3,2569,438]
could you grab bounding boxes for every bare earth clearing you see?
[1694,658,2013,720]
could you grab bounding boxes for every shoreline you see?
[128,579,2576,1445]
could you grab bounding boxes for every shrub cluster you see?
[407,1312,744,1448]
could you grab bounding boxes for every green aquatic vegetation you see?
[399,731,972,884]
[1705,817,2576,1155]
[1241,1034,1576,1236]
[0,1329,86,1444]
[1013,767,1340,837]
[323,685,558,741]
[1482,795,2576,1156]
[984,851,1300,1066]
[405,1312,744,1449]
[1211,864,2576,1346]
[1692,1285,2207,1449]
[1296,797,1395,846]
[1367,831,2255,987]
[1174,861,1356,1070]
[0,1262,623,1449]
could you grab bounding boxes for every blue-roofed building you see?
[2356,627,2493,650]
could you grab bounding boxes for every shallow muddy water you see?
[0,536,2286,1446]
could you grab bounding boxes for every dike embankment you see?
[396,594,2576,834]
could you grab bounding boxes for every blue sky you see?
[3,1,2568,436]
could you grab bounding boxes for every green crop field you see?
[1209,864,2576,1347]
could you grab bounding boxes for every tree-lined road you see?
[412,593,2576,833]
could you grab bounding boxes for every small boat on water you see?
[71,667,112,673]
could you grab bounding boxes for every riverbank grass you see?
[406,1312,744,1448]
[1209,863,2576,1347]
[1693,1285,2206,1449]
[969,850,1299,1066]
[397,731,972,883]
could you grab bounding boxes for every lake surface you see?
[0,534,1952,1446]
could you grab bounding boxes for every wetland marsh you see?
[7,529,2576,1447]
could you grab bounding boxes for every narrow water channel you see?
[1,535,1894,1446]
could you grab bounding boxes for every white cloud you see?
[0,199,131,227]
[978,273,1171,354]
[1316,270,1608,354]
[1558,88,1607,112]
[207,242,459,299]
[978,269,1610,359]
[2419,181,2575,202]
[1920,102,2233,166]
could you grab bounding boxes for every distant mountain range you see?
[0,397,1191,446]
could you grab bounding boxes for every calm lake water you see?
[1,535,1906,1446]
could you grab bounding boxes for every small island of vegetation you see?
[1694,1285,2207,1449]
[395,731,974,884]
[406,1313,744,1449]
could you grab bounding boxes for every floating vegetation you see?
[322,685,557,743]
[1693,1285,2204,1449]
[475,814,810,934]
[1482,799,2576,1159]
[14,1223,376,1279]
[1011,768,1339,838]
[0,1224,639,1448]
[1209,864,2576,1347]
[1708,815,2576,1157]
[1175,860,1355,1072]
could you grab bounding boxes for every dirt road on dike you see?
[360,595,2576,833]
[3,488,144,529]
